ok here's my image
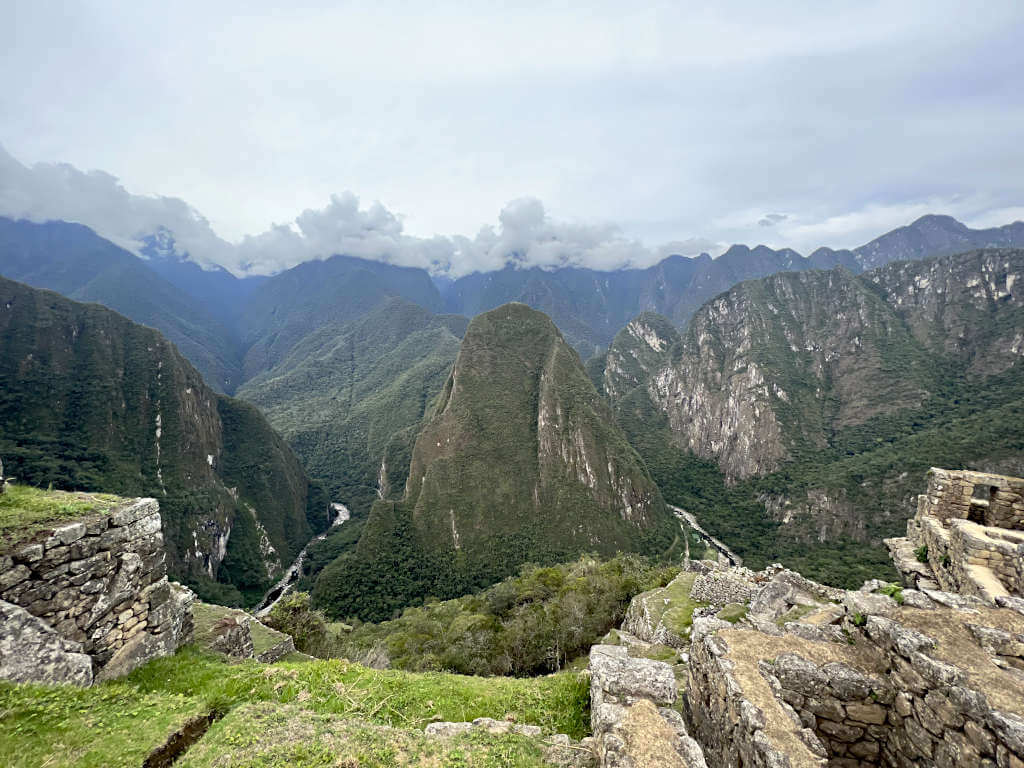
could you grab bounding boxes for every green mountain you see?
[238,297,468,518]
[600,249,1024,586]
[0,217,244,392]
[0,275,328,604]
[311,303,680,621]
[236,254,445,381]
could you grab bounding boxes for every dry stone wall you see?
[889,468,1024,601]
[0,498,193,685]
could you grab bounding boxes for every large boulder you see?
[0,599,93,686]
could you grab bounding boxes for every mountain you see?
[854,214,1024,270]
[139,227,267,327]
[0,275,329,604]
[310,303,681,621]
[603,248,1024,586]
[0,217,244,392]
[238,297,468,518]
[235,254,445,381]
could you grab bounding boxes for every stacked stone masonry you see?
[0,498,193,685]
[888,468,1024,601]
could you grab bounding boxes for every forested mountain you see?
[238,297,467,517]
[0,218,244,392]
[310,303,680,621]
[598,249,1024,586]
[0,275,329,605]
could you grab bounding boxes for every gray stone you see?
[47,522,87,547]
[773,653,827,693]
[589,644,677,707]
[987,712,1024,758]
[822,662,879,700]
[424,721,474,737]
[0,599,92,686]
[110,498,158,527]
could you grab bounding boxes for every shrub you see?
[914,545,929,563]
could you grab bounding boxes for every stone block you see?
[845,702,887,725]
[0,599,92,686]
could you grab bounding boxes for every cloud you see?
[758,213,788,227]
[0,147,683,277]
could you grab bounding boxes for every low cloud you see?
[758,213,788,227]
[0,148,688,277]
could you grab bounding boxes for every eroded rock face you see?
[0,599,93,686]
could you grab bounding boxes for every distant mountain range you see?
[3,210,1023,604]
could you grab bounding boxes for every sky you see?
[2,1,1023,276]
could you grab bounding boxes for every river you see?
[254,502,350,617]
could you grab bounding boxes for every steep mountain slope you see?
[238,297,468,518]
[607,249,1024,585]
[237,254,445,381]
[311,303,680,621]
[0,276,328,604]
[0,217,244,392]
[651,249,1023,481]
[854,214,1024,270]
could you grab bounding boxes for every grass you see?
[658,572,706,638]
[178,702,555,768]
[0,678,203,768]
[192,601,291,658]
[716,603,749,624]
[0,645,590,768]
[0,484,122,552]
[774,603,819,627]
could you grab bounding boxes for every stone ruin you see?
[888,468,1024,602]
[586,468,1024,768]
[0,498,194,686]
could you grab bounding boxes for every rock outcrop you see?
[588,644,706,767]
[0,599,93,686]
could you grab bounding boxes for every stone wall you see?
[918,468,1024,530]
[0,498,193,685]
[889,468,1024,601]
[685,589,1024,768]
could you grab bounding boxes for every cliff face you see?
[0,277,323,600]
[648,250,1024,482]
[602,313,680,404]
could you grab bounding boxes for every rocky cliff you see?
[0,277,326,601]
[649,249,1023,482]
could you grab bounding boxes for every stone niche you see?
[0,498,193,686]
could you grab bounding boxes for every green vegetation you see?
[716,603,749,624]
[877,583,904,605]
[0,645,588,768]
[239,298,466,520]
[914,545,929,563]
[271,555,676,676]
[313,304,680,620]
[179,703,557,768]
[774,603,820,627]
[0,275,323,601]
[0,484,121,551]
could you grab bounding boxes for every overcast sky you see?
[2,1,1023,276]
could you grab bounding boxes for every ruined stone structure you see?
[889,468,1024,602]
[590,468,1024,768]
[0,498,194,686]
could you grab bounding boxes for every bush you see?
[914,545,929,563]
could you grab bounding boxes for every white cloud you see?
[0,147,687,277]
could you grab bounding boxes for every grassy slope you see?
[0,647,589,768]
[0,485,121,552]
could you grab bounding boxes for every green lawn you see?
[178,703,556,768]
[0,645,590,768]
[0,484,122,552]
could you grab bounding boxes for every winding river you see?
[254,502,349,617]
